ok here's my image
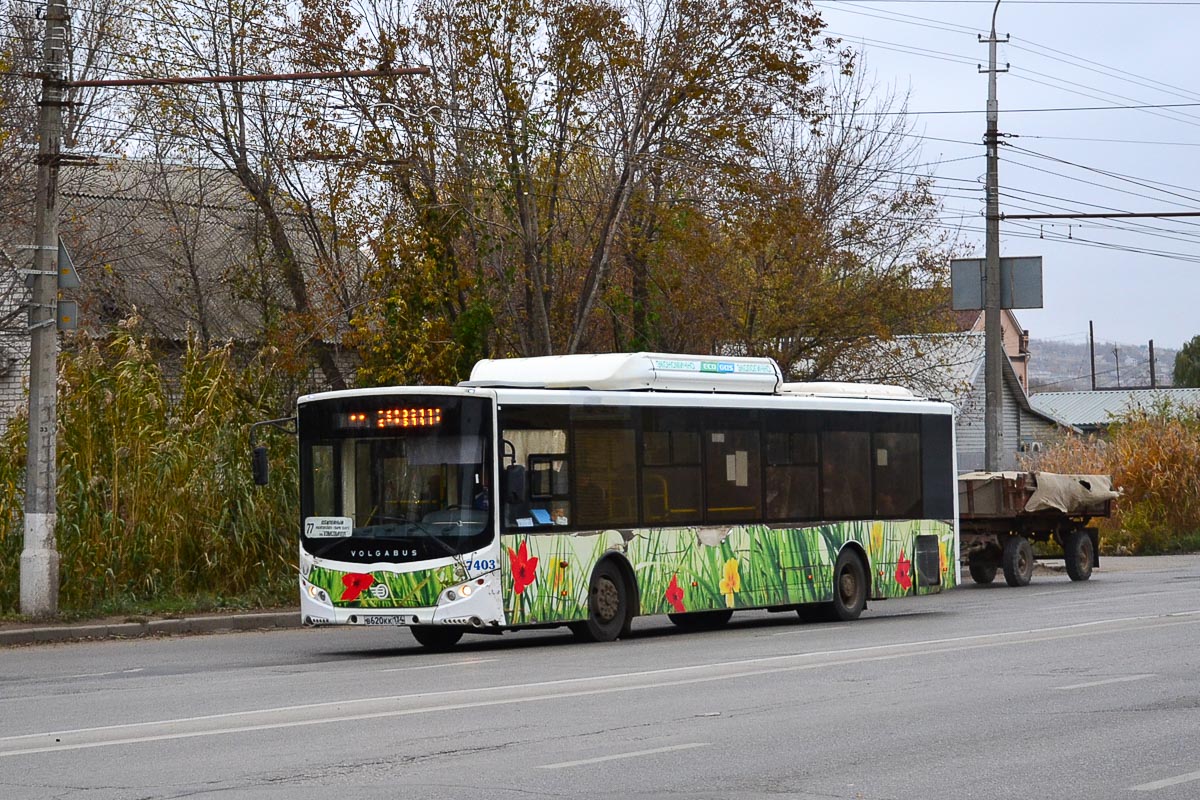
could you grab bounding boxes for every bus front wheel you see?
[573,560,633,642]
[410,625,464,650]
[804,550,867,622]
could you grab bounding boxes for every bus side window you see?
[765,431,820,521]
[497,410,569,529]
[641,425,702,526]
[822,430,871,518]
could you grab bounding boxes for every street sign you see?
[56,238,80,289]
[951,256,1043,310]
[57,300,78,331]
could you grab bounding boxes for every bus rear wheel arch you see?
[571,556,637,642]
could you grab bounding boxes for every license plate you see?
[363,615,408,626]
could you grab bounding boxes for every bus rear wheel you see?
[572,560,633,642]
[668,610,733,630]
[410,625,465,650]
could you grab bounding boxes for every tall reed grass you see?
[1022,399,1200,554]
[0,321,299,615]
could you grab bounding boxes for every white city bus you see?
[283,353,959,649]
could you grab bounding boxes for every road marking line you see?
[1054,674,1153,691]
[538,742,709,770]
[771,625,849,636]
[1130,769,1200,792]
[379,658,498,673]
[4,612,1197,757]
[63,668,144,680]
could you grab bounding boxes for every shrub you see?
[1023,399,1200,554]
[0,322,299,615]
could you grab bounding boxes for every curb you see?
[0,611,302,646]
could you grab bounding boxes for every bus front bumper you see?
[299,570,506,629]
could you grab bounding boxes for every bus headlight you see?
[306,584,329,603]
[443,577,485,603]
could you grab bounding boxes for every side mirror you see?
[252,445,270,486]
[249,414,295,487]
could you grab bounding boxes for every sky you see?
[813,0,1200,350]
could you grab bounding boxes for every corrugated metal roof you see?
[1029,388,1200,428]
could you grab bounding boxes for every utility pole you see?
[981,0,1008,471]
[1089,320,1097,390]
[20,0,68,616]
[1149,340,1157,389]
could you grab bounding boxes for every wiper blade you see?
[408,521,466,563]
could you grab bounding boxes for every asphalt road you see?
[2,556,1199,800]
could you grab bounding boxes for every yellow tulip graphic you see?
[870,522,884,555]
[719,558,741,608]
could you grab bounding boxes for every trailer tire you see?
[968,555,998,584]
[1063,529,1094,582]
[1002,536,1034,587]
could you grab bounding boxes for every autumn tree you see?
[125,0,394,389]
[1175,334,1200,388]
[717,72,959,380]
[602,68,959,379]
[331,0,839,374]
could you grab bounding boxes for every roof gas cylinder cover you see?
[461,352,783,394]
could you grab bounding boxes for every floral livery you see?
[306,563,458,609]
[501,519,955,625]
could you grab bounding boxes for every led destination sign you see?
[338,407,444,430]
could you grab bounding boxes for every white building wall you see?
[954,370,1039,472]
[0,276,30,435]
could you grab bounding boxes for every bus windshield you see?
[298,394,493,564]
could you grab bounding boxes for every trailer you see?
[958,471,1119,587]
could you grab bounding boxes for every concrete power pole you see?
[981,0,1007,471]
[20,0,68,616]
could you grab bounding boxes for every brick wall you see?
[0,268,30,435]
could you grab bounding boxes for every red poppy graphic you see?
[507,540,539,594]
[341,572,375,601]
[895,551,913,591]
[665,574,686,613]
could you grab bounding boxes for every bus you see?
[271,353,959,650]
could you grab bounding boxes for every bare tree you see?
[128,0,370,388]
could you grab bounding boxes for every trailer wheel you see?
[1002,536,1034,587]
[968,554,998,584]
[1063,529,1094,582]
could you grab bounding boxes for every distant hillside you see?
[1029,339,1177,393]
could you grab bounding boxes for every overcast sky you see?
[814,0,1200,350]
